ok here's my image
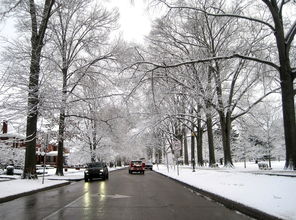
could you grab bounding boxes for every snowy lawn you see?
[0,166,126,201]
[0,179,68,199]
[154,162,296,220]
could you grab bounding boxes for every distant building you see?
[0,120,25,148]
[1,120,69,167]
[36,144,69,166]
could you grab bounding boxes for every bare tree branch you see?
[158,0,276,31]
[285,20,296,49]
[231,87,281,121]
[130,53,280,72]
[0,0,22,20]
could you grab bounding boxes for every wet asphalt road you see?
[0,169,251,220]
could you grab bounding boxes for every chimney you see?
[2,121,8,134]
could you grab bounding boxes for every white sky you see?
[0,18,16,40]
[0,0,152,44]
[104,0,152,43]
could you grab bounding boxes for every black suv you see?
[84,162,109,182]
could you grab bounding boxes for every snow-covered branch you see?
[131,54,280,72]
[69,93,125,104]
[232,87,281,121]
[158,0,276,31]
[0,0,22,20]
[285,20,296,49]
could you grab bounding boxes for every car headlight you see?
[85,170,89,173]
[99,169,103,172]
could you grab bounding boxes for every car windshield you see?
[131,161,142,165]
[87,162,104,168]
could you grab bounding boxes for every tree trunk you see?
[180,132,183,158]
[196,117,203,166]
[275,24,296,170]
[91,116,97,162]
[206,112,216,167]
[56,68,67,176]
[155,147,162,163]
[23,38,42,179]
[23,50,40,178]
[56,110,65,176]
[204,67,216,167]
[183,126,189,165]
[23,0,55,179]
[191,129,195,165]
[263,0,296,169]
[281,76,296,169]
[219,111,233,167]
[211,60,234,167]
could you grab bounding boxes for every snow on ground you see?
[0,166,125,200]
[154,161,296,220]
[0,162,295,219]
[0,178,68,199]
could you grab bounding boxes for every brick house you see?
[1,120,69,166]
[36,144,69,166]
[0,121,25,148]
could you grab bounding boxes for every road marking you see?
[42,193,86,220]
[98,194,130,199]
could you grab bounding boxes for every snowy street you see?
[0,162,296,219]
[0,168,251,220]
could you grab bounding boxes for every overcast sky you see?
[104,0,152,43]
[0,0,152,44]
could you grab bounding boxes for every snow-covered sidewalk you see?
[154,162,296,220]
[0,178,69,202]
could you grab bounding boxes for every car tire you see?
[84,177,88,182]
[106,174,109,180]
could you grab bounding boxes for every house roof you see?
[0,133,25,139]
[37,151,69,157]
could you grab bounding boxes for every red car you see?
[129,160,145,174]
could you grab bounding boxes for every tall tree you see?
[23,0,55,179]
[47,0,118,175]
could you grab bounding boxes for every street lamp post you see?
[192,158,195,172]
[41,151,46,184]
[40,132,49,184]
[36,150,46,184]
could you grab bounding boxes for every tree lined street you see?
[0,1,295,219]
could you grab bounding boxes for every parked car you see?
[129,160,145,174]
[145,161,153,170]
[84,162,108,182]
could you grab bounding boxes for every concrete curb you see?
[0,181,70,204]
[47,177,84,181]
[154,171,282,220]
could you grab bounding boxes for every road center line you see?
[42,192,86,220]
